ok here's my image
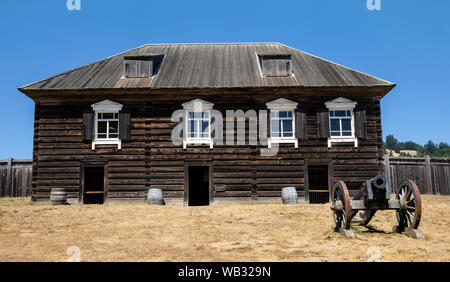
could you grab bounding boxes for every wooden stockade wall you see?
[384,155,450,195]
[0,159,32,197]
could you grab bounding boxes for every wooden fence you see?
[0,156,449,198]
[0,159,32,197]
[384,155,450,195]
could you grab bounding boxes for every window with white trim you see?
[187,111,210,139]
[270,110,294,138]
[96,112,119,140]
[325,97,357,148]
[266,98,298,148]
[182,99,213,149]
[91,100,123,150]
[329,110,353,137]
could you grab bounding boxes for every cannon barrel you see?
[365,176,390,200]
[370,176,387,189]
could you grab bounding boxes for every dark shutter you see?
[354,109,367,138]
[210,111,217,140]
[124,57,153,78]
[260,55,292,77]
[317,109,330,138]
[83,112,95,141]
[295,110,307,139]
[137,59,152,77]
[119,112,131,141]
[124,60,137,77]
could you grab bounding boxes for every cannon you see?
[330,176,424,238]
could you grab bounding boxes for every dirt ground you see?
[0,195,449,262]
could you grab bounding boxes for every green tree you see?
[383,135,450,158]
[439,142,449,150]
[424,140,436,155]
[385,134,397,150]
[403,141,419,150]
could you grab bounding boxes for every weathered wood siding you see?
[385,156,450,195]
[33,100,146,201]
[31,91,386,203]
[0,159,32,197]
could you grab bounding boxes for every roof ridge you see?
[278,43,395,86]
[142,42,281,46]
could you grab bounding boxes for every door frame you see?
[80,162,108,204]
[304,159,333,203]
[184,161,213,206]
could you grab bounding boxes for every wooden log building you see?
[18,43,395,205]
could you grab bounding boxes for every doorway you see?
[187,166,210,206]
[307,165,329,204]
[83,166,105,204]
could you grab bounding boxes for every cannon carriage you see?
[330,176,424,238]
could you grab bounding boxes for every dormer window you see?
[258,54,292,77]
[123,55,164,78]
[182,99,214,149]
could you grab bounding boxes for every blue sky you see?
[0,0,449,159]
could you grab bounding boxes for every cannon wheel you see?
[396,179,422,232]
[331,180,352,231]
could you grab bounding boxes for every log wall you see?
[30,91,386,203]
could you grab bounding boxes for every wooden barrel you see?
[147,188,165,205]
[282,187,298,204]
[50,188,67,205]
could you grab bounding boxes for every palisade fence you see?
[0,156,449,198]
[0,159,32,197]
[384,155,450,195]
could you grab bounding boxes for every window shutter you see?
[317,109,330,138]
[83,112,95,141]
[295,110,307,139]
[119,112,131,141]
[354,109,367,138]
[260,55,292,76]
[211,110,223,143]
[286,60,292,76]
[137,59,152,77]
[124,60,138,77]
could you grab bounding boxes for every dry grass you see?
[0,195,449,262]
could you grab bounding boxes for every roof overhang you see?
[19,84,396,102]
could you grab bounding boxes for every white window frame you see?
[182,99,214,149]
[325,97,357,148]
[91,100,123,150]
[266,98,298,148]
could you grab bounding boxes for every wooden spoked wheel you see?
[331,180,352,231]
[396,179,422,232]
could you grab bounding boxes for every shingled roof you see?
[19,43,395,91]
